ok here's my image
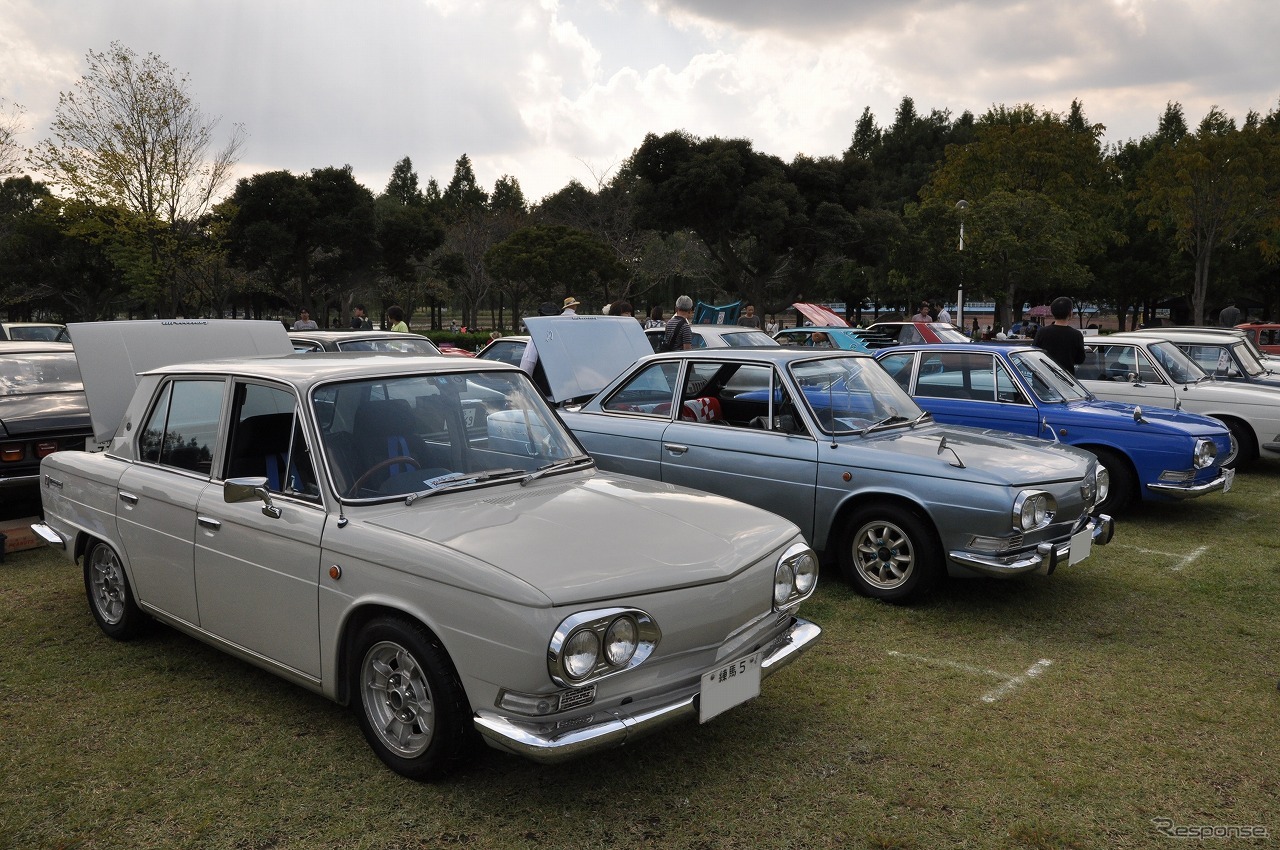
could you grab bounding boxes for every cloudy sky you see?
[3,0,1277,203]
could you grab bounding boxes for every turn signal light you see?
[1,444,24,462]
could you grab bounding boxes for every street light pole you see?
[955,200,968,332]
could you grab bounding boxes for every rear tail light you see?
[35,441,60,458]
[1,444,24,462]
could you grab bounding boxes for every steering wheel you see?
[347,456,420,497]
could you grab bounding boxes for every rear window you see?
[0,352,83,395]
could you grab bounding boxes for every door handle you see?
[663,443,689,455]
[197,516,222,531]
[119,492,139,505]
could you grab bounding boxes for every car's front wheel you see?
[839,505,941,602]
[1089,447,1135,516]
[83,540,148,639]
[351,616,471,781]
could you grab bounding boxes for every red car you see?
[1235,323,1280,355]
[864,321,971,345]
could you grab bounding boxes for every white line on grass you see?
[1111,542,1208,571]
[887,651,1054,703]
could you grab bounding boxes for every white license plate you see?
[1068,527,1093,566]
[1223,467,1235,493]
[699,650,762,723]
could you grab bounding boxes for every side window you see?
[1133,348,1163,383]
[916,352,993,401]
[139,379,225,475]
[225,383,319,500]
[899,325,923,345]
[877,353,916,392]
[994,361,1028,403]
[602,361,680,415]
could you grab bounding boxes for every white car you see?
[32,320,820,780]
[1077,332,1280,467]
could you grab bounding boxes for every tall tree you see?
[0,98,25,179]
[1137,108,1280,324]
[485,224,625,320]
[27,42,244,316]
[375,157,444,323]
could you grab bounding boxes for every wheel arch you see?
[1211,414,1257,467]
[1075,442,1139,493]
[823,491,942,561]
[333,602,462,708]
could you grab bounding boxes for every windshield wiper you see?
[404,468,520,504]
[859,414,912,436]
[521,454,594,486]
[908,410,932,427]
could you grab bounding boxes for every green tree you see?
[27,42,244,317]
[1136,107,1280,324]
[916,103,1115,327]
[0,98,25,180]
[375,157,444,324]
[485,224,626,320]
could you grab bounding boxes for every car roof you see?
[1134,328,1249,343]
[288,330,424,342]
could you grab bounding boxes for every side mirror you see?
[225,476,282,519]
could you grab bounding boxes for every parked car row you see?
[13,315,1280,783]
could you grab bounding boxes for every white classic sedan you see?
[32,320,820,780]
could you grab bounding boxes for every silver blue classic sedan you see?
[556,346,1114,603]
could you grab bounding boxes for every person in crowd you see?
[765,314,780,334]
[1219,303,1241,327]
[611,300,636,320]
[386,306,409,333]
[561,296,580,316]
[645,306,665,329]
[350,304,372,330]
[970,317,980,339]
[737,304,761,328]
[934,303,951,324]
[910,301,932,322]
[292,308,318,330]
[659,295,695,351]
[1033,296,1086,375]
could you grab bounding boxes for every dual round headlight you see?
[550,609,658,686]
[1013,491,1056,531]
[774,543,819,608]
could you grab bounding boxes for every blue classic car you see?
[875,343,1235,515]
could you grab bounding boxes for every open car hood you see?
[68,320,294,442]
[523,315,653,403]
[792,303,849,327]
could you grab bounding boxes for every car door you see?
[1078,342,1180,407]
[910,350,1041,436]
[657,360,819,540]
[193,380,325,678]
[569,360,680,481]
[116,377,226,626]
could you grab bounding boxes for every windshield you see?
[788,356,924,435]
[701,330,777,348]
[312,369,584,500]
[0,352,83,395]
[335,336,442,355]
[1230,341,1267,377]
[1008,350,1091,403]
[1147,341,1207,384]
[931,325,972,343]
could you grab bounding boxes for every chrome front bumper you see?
[472,616,821,764]
[1147,468,1233,499]
[947,514,1114,578]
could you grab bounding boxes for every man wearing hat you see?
[292,308,318,330]
[562,296,580,315]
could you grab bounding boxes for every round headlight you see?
[604,616,638,667]
[1193,438,1216,469]
[1095,467,1110,506]
[774,561,795,606]
[793,552,818,595]
[563,629,600,680]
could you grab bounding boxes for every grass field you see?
[2,464,1278,849]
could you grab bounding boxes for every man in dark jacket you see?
[1033,297,1086,375]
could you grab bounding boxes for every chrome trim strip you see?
[947,514,1113,577]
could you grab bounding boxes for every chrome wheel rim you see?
[89,545,126,624]
[360,640,435,758]
[852,520,915,590]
